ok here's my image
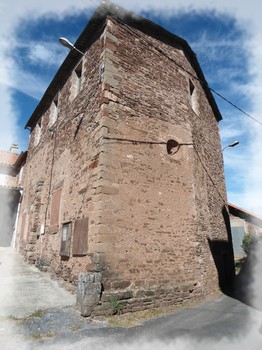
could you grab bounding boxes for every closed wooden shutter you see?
[60,223,71,257]
[72,217,88,256]
[20,212,28,241]
[50,188,62,230]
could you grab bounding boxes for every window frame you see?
[60,222,72,257]
[49,187,62,233]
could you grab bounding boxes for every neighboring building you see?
[16,2,234,316]
[228,203,262,259]
[0,146,27,247]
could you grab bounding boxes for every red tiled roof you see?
[228,202,262,227]
[0,151,19,166]
[0,184,21,191]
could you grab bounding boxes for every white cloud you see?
[0,84,18,149]
[26,42,65,67]
[219,121,246,142]
[8,68,50,101]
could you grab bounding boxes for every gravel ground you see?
[0,305,110,349]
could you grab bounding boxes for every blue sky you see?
[1,0,262,215]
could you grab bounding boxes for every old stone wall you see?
[85,17,233,314]
[17,15,233,314]
[17,24,106,287]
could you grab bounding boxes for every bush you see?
[110,297,123,315]
[241,234,252,255]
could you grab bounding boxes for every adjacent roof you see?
[0,185,22,196]
[25,0,222,129]
[0,151,27,176]
[228,202,262,228]
[0,150,19,166]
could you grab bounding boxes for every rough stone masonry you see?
[16,2,235,316]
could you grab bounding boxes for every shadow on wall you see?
[0,188,21,247]
[208,239,235,293]
[208,205,236,294]
[233,236,262,311]
[208,205,262,311]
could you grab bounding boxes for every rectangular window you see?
[72,217,88,256]
[50,188,62,231]
[18,166,24,187]
[189,79,198,115]
[60,222,71,257]
[20,212,29,241]
[99,62,105,83]
[75,61,83,95]
[70,60,84,100]
[49,93,59,125]
[34,119,42,147]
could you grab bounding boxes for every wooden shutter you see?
[50,188,62,230]
[60,223,71,257]
[72,217,88,256]
[20,212,28,241]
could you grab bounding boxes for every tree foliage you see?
[241,234,252,255]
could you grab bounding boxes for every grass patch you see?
[28,309,45,318]
[29,332,57,340]
[8,314,21,321]
[7,309,44,322]
[68,324,81,332]
[103,308,171,328]
[110,297,123,315]
[97,298,209,328]
[6,315,25,325]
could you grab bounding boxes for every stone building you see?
[16,2,234,315]
[228,203,262,259]
[0,146,27,247]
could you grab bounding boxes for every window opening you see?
[34,119,42,147]
[75,61,83,95]
[60,222,71,257]
[49,93,59,125]
[166,139,180,155]
[189,79,198,114]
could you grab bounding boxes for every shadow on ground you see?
[228,237,262,311]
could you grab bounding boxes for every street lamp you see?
[59,37,85,56]
[222,141,239,152]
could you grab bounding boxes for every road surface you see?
[1,247,262,349]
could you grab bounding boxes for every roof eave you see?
[25,1,222,129]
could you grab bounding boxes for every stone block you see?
[77,272,103,317]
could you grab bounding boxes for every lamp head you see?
[59,37,74,50]
[228,141,239,148]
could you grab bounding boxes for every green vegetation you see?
[102,300,205,328]
[235,257,246,274]
[7,314,23,322]
[29,309,44,318]
[241,234,252,255]
[29,332,56,340]
[68,324,81,331]
[110,297,123,315]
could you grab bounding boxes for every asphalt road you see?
[38,295,262,350]
[1,247,262,349]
